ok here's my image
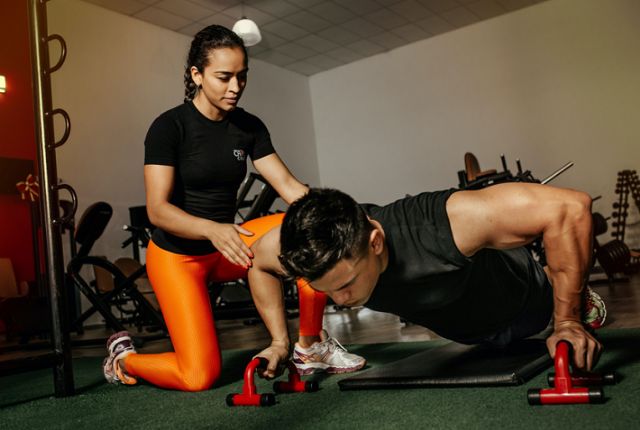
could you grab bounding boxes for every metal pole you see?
[28,0,75,397]
[541,162,574,185]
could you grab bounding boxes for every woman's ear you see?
[190,66,202,87]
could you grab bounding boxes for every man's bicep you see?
[447,184,550,255]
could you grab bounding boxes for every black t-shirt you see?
[144,102,275,255]
[363,189,547,342]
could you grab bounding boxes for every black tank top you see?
[144,102,275,255]
[363,190,544,342]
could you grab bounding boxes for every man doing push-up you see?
[247,183,604,378]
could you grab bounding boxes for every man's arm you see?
[246,226,291,378]
[447,182,601,370]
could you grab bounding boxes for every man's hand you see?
[254,340,290,379]
[546,321,602,371]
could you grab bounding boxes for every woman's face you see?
[191,46,247,120]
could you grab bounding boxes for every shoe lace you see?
[326,337,347,353]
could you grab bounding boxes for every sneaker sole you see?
[295,361,366,375]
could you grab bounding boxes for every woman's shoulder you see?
[148,103,192,132]
[154,102,191,122]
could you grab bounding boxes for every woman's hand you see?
[206,222,254,268]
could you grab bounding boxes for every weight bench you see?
[339,338,551,390]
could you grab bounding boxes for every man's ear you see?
[370,229,385,255]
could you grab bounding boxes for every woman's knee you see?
[178,364,221,392]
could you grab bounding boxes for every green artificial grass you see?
[1,329,639,430]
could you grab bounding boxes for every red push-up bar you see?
[528,341,610,405]
[226,357,276,407]
[273,361,319,394]
[226,357,319,407]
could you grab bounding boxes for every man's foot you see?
[583,286,606,329]
[292,330,366,375]
[103,331,138,385]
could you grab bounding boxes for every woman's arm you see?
[253,154,308,205]
[144,164,253,267]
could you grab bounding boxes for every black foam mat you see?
[339,339,552,390]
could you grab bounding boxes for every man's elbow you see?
[561,190,593,231]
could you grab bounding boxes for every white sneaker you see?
[103,331,138,385]
[292,330,366,375]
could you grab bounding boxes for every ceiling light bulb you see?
[232,18,262,47]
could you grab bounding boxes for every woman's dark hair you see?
[184,25,248,102]
[279,188,373,281]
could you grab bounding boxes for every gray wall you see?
[47,0,640,325]
[309,0,640,240]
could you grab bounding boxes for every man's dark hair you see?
[279,188,373,281]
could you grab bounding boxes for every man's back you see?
[362,190,550,343]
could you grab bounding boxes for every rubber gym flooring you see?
[1,328,639,430]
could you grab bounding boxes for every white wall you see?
[47,0,318,262]
[309,0,640,235]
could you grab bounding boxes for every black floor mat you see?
[339,338,551,390]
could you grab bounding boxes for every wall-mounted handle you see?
[53,183,77,226]
[47,108,71,149]
[44,34,66,74]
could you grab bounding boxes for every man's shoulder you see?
[251,225,285,275]
[366,189,457,219]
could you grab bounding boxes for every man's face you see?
[309,246,381,307]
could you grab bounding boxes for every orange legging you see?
[123,213,327,391]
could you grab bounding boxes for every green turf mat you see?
[1,329,639,430]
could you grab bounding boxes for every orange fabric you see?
[124,213,326,391]
[297,279,327,337]
[239,213,285,248]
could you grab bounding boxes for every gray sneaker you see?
[292,330,366,375]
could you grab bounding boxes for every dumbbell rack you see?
[610,170,640,270]
[628,171,640,268]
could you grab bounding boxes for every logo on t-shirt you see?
[233,149,246,161]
